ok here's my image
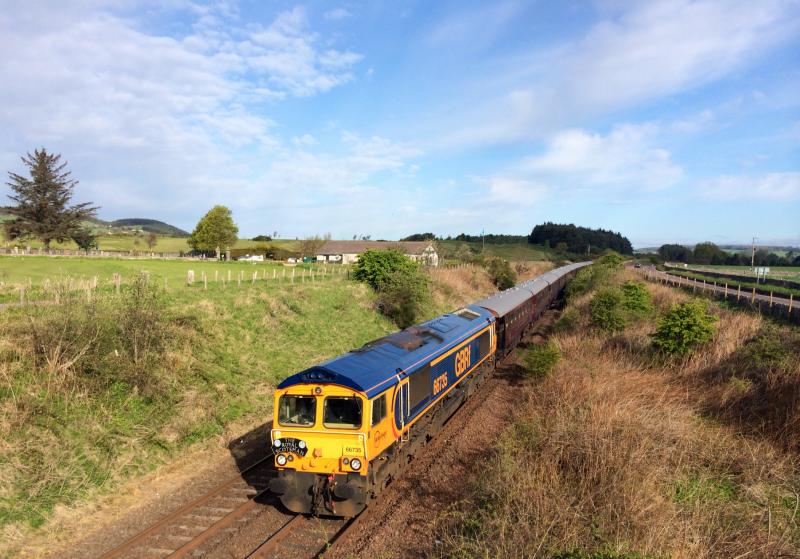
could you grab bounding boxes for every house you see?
[316,240,439,266]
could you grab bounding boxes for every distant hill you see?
[109,218,190,237]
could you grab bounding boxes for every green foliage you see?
[352,248,416,290]
[692,242,725,265]
[651,300,717,355]
[71,227,98,251]
[595,251,624,269]
[743,327,791,370]
[4,148,98,249]
[529,222,633,255]
[485,257,517,290]
[620,281,653,316]
[375,267,431,328]
[188,205,239,253]
[555,307,579,332]
[589,288,627,332]
[672,474,737,504]
[523,341,561,378]
[565,257,620,301]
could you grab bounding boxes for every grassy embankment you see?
[436,265,800,558]
[0,256,551,552]
[680,264,800,280]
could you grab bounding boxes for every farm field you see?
[0,234,303,254]
[437,240,553,262]
[680,264,800,279]
[665,269,800,298]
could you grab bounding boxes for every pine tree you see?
[5,148,98,249]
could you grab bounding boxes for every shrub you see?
[523,341,560,378]
[555,307,579,332]
[375,268,431,328]
[485,257,517,290]
[565,264,614,301]
[352,249,416,290]
[620,281,653,317]
[742,327,791,370]
[590,288,626,332]
[651,300,717,355]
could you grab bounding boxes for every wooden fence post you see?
[19,287,24,305]
[737,285,741,301]
[724,283,728,299]
[751,287,756,303]
[215,270,219,282]
[789,294,794,314]
[292,269,295,284]
[187,270,195,285]
[769,291,773,307]
[252,271,257,284]
[228,270,231,283]
[113,273,121,294]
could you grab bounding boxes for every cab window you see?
[278,395,316,427]
[371,394,387,426]
[323,397,362,429]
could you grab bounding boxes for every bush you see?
[651,300,717,355]
[485,258,517,290]
[375,268,431,328]
[620,281,653,317]
[565,263,614,301]
[590,288,627,332]
[555,307,579,332]
[523,341,561,378]
[352,249,416,290]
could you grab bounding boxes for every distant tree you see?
[555,242,569,253]
[300,233,330,257]
[188,205,238,252]
[72,227,98,251]
[528,222,632,255]
[692,242,724,265]
[658,244,692,263]
[4,148,98,249]
[401,233,436,242]
[485,258,517,290]
[146,232,158,250]
[252,234,272,242]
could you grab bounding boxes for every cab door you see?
[394,379,410,436]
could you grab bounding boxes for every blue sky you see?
[1,0,798,247]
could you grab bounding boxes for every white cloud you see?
[0,2,367,231]
[443,0,800,145]
[524,124,683,191]
[484,177,547,205]
[701,172,800,200]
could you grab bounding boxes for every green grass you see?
[682,264,800,279]
[1,235,303,254]
[437,240,553,261]
[0,255,342,303]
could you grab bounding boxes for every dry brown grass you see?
[436,275,800,559]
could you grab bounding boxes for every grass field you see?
[666,269,800,298]
[681,264,800,279]
[1,234,303,254]
[437,240,554,262]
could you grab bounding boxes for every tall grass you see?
[435,268,800,558]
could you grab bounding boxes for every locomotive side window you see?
[278,395,316,427]
[323,397,363,429]
[478,330,490,357]
[371,394,387,426]
[408,364,431,410]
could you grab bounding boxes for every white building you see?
[316,241,439,266]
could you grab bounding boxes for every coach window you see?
[278,395,316,427]
[371,394,387,426]
[324,396,363,429]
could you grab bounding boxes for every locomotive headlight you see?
[298,440,306,450]
[342,457,350,465]
[276,454,287,466]
[350,458,362,471]
[273,439,282,448]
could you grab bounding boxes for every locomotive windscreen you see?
[323,397,363,429]
[278,395,316,426]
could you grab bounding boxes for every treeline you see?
[659,243,800,266]
[528,223,633,255]
[400,232,528,244]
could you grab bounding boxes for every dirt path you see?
[327,312,558,559]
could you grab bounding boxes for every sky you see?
[1,0,799,248]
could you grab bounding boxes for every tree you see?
[300,233,330,257]
[146,232,158,250]
[188,205,238,252]
[658,244,692,263]
[692,242,723,265]
[352,249,417,290]
[4,148,98,249]
[72,227,97,251]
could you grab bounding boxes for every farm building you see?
[316,240,439,266]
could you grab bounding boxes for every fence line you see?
[641,269,799,323]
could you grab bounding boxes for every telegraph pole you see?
[751,236,758,269]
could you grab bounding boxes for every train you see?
[268,261,591,516]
